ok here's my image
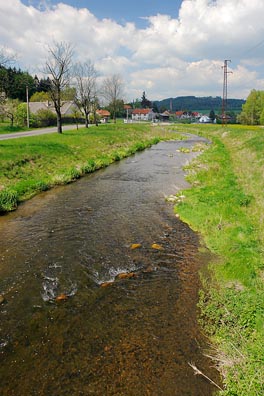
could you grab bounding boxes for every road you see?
[0,124,80,140]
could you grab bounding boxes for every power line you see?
[222,60,232,126]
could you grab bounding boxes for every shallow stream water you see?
[0,138,220,395]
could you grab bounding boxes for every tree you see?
[238,89,264,125]
[30,91,50,102]
[90,96,100,126]
[101,74,124,122]
[107,99,125,119]
[15,102,37,127]
[209,109,216,122]
[141,91,152,109]
[3,99,20,126]
[44,41,73,133]
[73,61,98,128]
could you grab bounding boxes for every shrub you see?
[36,109,57,127]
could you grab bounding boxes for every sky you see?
[1,0,264,102]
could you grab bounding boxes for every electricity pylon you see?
[222,60,232,126]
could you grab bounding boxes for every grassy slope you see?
[0,123,180,212]
[173,124,264,395]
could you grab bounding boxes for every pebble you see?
[151,243,164,250]
[130,243,142,250]
[56,294,68,302]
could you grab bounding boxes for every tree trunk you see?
[85,112,89,128]
[57,111,62,134]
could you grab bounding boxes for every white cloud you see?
[1,0,264,101]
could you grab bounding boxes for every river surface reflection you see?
[0,139,220,395]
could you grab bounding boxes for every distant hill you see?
[153,96,245,113]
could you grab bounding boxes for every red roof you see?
[96,109,110,117]
[175,111,184,116]
[132,108,152,115]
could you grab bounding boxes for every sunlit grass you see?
[172,123,264,395]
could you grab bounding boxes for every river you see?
[0,138,220,395]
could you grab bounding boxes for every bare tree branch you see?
[101,74,124,122]
[73,60,98,128]
[44,41,74,133]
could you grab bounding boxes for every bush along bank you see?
[174,130,264,395]
[0,124,180,214]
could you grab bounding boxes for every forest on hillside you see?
[154,96,245,113]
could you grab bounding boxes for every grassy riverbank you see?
[0,123,180,212]
[172,124,264,395]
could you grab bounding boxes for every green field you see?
[1,122,263,395]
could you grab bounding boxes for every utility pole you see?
[222,60,232,126]
[26,85,30,128]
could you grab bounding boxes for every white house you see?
[131,108,156,121]
[199,115,211,123]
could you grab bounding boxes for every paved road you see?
[0,124,81,140]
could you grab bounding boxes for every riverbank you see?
[0,123,182,213]
[172,124,264,395]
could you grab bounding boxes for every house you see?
[199,115,211,123]
[131,108,156,121]
[159,110,171,122]
[29,101,79,116]
[175,111,184,119]
[96,109,110,123]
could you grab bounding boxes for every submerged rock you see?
[151,243,164,250]
[56,294,68,302]
[0,294,5,304]
[130,243,142,250]
[100,281,114,288]
[116,272,136,280]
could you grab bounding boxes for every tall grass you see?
[173,124,264,395]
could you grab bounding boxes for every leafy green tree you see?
[30,91,50,102]
[107,99,124,119]
[37,77,52,92]
[15,102,37,127]
[4,99,20,126]
[238,89,264,125]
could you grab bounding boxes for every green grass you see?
[172,123,264,395]
[0,123,30,134]
[0,123,180,212]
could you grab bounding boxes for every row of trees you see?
[0,42,125,133]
